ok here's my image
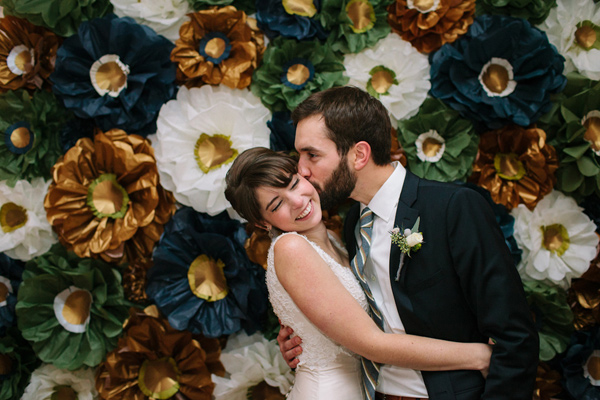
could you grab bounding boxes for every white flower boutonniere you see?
[391,217,423,281]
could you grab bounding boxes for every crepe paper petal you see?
[397,97,478,182]
[523,279,574,361]
[44,129,176,264]
[458,183,523,267]
[546,81,600,200]
[147,207,269,338]
[534,362,565,400]
[387,0,476,54]
[477,0,556,25]
[569,252,600,331]
[15,244,130,370]
[122,258,153,304]
[22,364,97,400]
[268,111,296,152]
[95,306,224,400]
[318,0,391,54]
[244,227,272,271]
[0,0,113,37]
[561,327,600,400]
[0,328,41,400]
[0,16,61,92]
[58,117,98,154]
[251,36,348,112]
[343,33,429,124]
[0,254,24,336]
[0,178,57,261]
[171,6,265,89]
[110,0,191,42]
[537,0,600,81]
[212,331,294,400]
[187,0,257,14]
[470,125,558,211]
[512,190,599,288]
[50,14,177,137]
[153,85,269,217]
[0,89,69,185]
[255,0,328,41]
[430,14,567,129]
[582,195,600,234]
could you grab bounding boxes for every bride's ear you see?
[256,222,272,232]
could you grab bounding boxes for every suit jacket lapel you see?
[344,202,360,259]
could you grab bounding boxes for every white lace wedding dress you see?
[267,232,368,400]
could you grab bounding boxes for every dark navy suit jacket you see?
[344,171,538,400]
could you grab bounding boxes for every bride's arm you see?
[274,234,491,372]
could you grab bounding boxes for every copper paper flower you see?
[534,362,564,400]
[0,16,60,92]
[470,125,558,211]
[569,248,600,331]
[387,0,476,53]
[95,307,224,400]
[44,129,176,263]
[171,6,265,89]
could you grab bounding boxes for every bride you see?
[225,148,491,399]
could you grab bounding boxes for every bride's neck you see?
[298,221,332,247]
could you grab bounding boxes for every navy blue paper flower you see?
[147,207,269,338]
[582,195,600,234]
[429,14,566,129]
[561,327,600,400]
[268,111,296,152]
[256,0,329,41]
[0,254,24,336]
[50,14,177,137]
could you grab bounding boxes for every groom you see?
[278,86,538,400]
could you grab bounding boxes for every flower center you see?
[51,385,78,400]
[194,133,238,174]
[138,357,181,399]
[90,54,130,97]
[282,58,315,90]
[346,0,375,33]
[199,32,232,65]
[0,281,9,304]
[367,66,398,98]
[188,254,229,302]
[282,0,317,17]
[584,350,600,385]
[0,354,13,376]
[494,153,526,180]
[407,0,440,13]
[479,58,516,97]
[248,381,285,400]
[541,223,570,256]
[575,21,600,50]
[7,45,34,75]
[54,286,93,333]
[0,202,28,233]
[87,174,129,219]
[4,121,34,155]
[582,110,600,156]
[416,130,446,162]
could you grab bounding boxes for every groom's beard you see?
[317,157,357,211]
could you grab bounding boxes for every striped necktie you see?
[350,207,383,400]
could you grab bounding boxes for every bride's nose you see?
[289,193,304,209]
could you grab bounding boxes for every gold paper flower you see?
[470,125,558,211]
[0,16,60,92]
[387,0,476,53]
[569,245,600,330]
[534,362,563,400]
[171,6,264,89]
[95,306,224,400]
[44,129,176,263]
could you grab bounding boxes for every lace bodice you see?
[266,231,368,368]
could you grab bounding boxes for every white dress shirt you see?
[357,162,428,397]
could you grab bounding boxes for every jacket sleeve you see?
[445,187,539,400]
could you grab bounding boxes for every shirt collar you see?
[361,162,406,223]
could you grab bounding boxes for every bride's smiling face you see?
[256,173,322,233]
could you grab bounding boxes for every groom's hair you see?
[291,86,392,166]
[225,147,298,227]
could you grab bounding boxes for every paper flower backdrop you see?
[0,254,23,335]
[153,84,270,217]
[0,329,40,400]
[478,0,556,24]
[21,364,97,400]
[255,0,328,40]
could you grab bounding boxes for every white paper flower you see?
[537,0,600,80]
[512,190,599,288]
[343,33,430,124]
[153,85,271,218]
[21,363,97,400]
[212,332,294,400]
[0,178,56,261]
[110,0,190,41]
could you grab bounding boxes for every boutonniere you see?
[390,217,423,281]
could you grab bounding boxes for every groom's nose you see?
[297,160,310,179]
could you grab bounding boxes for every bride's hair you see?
[225,147,298,227]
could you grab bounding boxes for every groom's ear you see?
[351,141,371,171]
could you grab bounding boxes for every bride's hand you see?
[277,324,302,369]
